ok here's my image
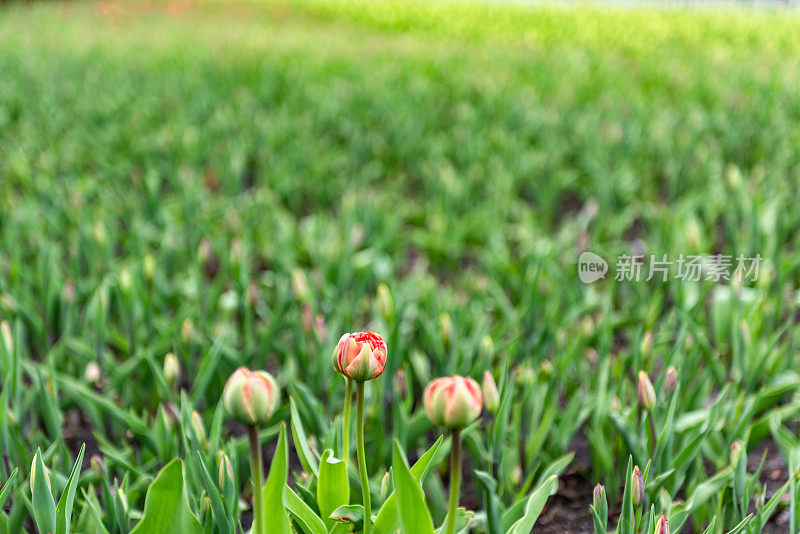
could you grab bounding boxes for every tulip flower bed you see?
[2,0,800,533]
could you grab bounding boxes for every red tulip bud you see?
[223,367,280,426]
[654,515,669,534]
[333,332,387,382]
[631,466,644,507]
[664,366,678,396]
[423,375,483,429]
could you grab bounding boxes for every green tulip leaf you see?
[130,459,201,534]
[392,440,434,534]
[318,449,349,530]
[285,485,327,534]
[262,422,291,534]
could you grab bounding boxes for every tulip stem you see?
[445,429,462,534]
[356,382,371,534]
[247,426,265,534]
[343,378,353,468]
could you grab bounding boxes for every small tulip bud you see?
[479,335,494,361]
[93,222,107,246]
[291,269,309,302]
[333,332,388,382]
[223,367,280,426]
[181,318,193,345]
[217,451,234,488]
[637,371,656,410]
[641,331,653,356]
[482,371,500,413]
[610,396,622,413]
[376,283,393,320]
[540,359,554,378]
[301,304,313,333]
[163,353,180,387]
[119,268,132,295]
[314,315,328,343]
[663,367,678,396]
[394,369,407,398]
[631,466,644,507]
[144,254,155,284]
[62,279,76,304]
[1,320,13,354]
[423,375,483,430]
[380,472,391,501]
[593,483,604,508]
[685,218,701,251]
[229,238,243,267]
[439,313,452,345]
[654,515,669,534]
[247,282,259,307]
[85,362,101,384]
[510,465,522,486]
[161,403,179,431]
[91,455,105,478]
[30,452,52,494]
[116,485,129,515]
[516,365,534,387]
[730,440,744,465]
[191,410,207,447]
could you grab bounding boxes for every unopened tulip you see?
[593,483,604,508]
[664,366,678,396]
[30,452,52,493]
[1,320,13,354]
[376,283,393,320]
[191,410,207,447]
[223,367,280,426]
[380,472,391,501]
[333,332,387,382]
[394,369,407,398]
[631,466,644,507]
[163,352,180,387]
[637,370,656,410]
[482,371,500,413]
[91,455,105,478]
[654,515,669,534]
[423,375,483,429]
[641,330,653,356]
[440,313,452,345]
[291,269,310,302]
[217,451,234,488]
[730,440,744,465]
[181,318,193,345]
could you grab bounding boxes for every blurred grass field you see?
[2,0,800,532]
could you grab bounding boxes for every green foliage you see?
[130,459,201,534]
[0,0,799,532]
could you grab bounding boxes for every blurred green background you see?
[1,0,800,531]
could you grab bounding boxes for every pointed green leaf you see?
[31,449,57,534]
[262,422,291,534]
[56,443,85,534]
[392,440,434,534]
[130,459,201,534]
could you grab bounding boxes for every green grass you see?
[1,1,800,532]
